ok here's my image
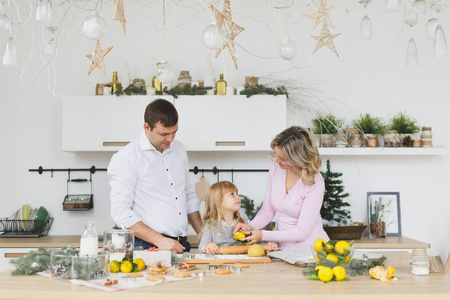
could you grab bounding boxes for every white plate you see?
[29,208,38,231]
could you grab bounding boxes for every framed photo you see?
[367,192,401,236]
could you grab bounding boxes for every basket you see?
[63,194,94,211]
[0,217,54,238]
[323,225,368,240]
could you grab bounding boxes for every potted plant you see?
[369,198,386,238]
[240,195,275,230]
[320,160,367,239]
[352,113,387,147]
[389,112,420,147]
[312,114,344,147]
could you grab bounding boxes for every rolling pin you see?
[220,245,270,254]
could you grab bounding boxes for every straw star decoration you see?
[312,24,341,57]
[304,0,335,31]
[112,0,126,34]
[86,40,113,75]
[210,0,245,70]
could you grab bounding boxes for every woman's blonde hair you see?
[270,126,321,185]
[201,181,244,235]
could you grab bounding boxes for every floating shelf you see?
[319,146,449,156]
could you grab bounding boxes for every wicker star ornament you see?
[210,0,245,70]
[86,40,113,75]
[312,24,341,57]
[112,0,126,34]
[304,0,335,31]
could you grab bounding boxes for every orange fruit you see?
[369,266,395,281]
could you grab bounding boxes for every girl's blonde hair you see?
[201,181,244,235]
[270,126,321,185]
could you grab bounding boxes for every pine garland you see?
[320,160,351,223]
[157,84,213,98]
[239,84,289,98]
[114,84,147,96]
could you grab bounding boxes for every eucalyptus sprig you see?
[114,84,147,96]
[239,84,289,98]
[159,84,213,98]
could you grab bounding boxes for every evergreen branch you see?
[239,84,288,98]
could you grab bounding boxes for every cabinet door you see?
[174,95,286,151]
[0,248,37,272]
[62,96,172,151]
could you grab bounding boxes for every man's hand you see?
[204,243,220,254]
[156,237,185,253]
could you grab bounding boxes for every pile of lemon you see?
[310,239,354,282]
[110,257,146,273]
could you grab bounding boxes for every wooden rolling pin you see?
[220,245,270,254]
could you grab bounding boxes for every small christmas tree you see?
[320,160,351,224]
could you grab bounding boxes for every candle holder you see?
[71,251,109,280]
[103,229,135,264]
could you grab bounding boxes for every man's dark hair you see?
[144,99,178,130]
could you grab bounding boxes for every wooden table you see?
[0,252,447,300]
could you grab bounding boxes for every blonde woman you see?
[199,181,278,254]
[233,126,329,250]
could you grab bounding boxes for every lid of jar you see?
[422,127,432,131]
[412,249,427,256]
[387,130,398,133]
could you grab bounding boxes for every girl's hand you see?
[204,243,220,254]
[241,230,262,244]
[233,223,253,235]
[266,242,278,252]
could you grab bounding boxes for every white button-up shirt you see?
[107,132,200,237]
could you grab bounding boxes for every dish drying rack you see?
[0,217,54,238]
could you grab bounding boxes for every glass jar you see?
[350,133,363,148]
[103,228,135,263]
[383,130,400,147]
[421,126,432,148]
[410,249,430,276]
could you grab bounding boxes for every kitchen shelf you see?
[318,146,449,156]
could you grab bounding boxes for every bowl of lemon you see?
[311,239,354,265]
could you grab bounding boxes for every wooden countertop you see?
[0,235,429,249]
[0,251,447,300]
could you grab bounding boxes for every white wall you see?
[1,1,449,259]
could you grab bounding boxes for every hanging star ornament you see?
[210,0,245,70]
[304,0,335,31]
[86,40,113,75]
[312,24,341,57]
[112,0,126,34]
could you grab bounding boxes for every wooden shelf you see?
[352,236,430,249]
[319,146,448,156]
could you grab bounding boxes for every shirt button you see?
[166,169,168,171]
[179,212,181,215]
[171,183,173,186]
[175,197,178,200]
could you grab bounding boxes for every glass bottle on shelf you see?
[216,74,227,95]
[79,220,98,256]
[106,71,122,95]
[152,62,162,92]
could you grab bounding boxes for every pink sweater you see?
[249,163,329,250]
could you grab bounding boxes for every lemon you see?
[325,243,334,253]
[335,241,350,255]
[248,244,265,257]
[234,232,246,240]
[317,266,334,282]
[315,255,323,263]
[120,260,133,273]
[110,260,121,273]
[325,253,339,264]
[315,265,326,271]
[313,239,325,253]
[332,266,346,281]
[133,258,146,271]
[344,255,350,264]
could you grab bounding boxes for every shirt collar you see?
[139,131,172,154]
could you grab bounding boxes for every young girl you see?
[199,181,277,254]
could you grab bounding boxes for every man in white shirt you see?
[107,99,202,253]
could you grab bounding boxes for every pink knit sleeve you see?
[248,165,276,230]
[261,174,325,243]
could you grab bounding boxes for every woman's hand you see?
[204,243,220,254]
[266,242,278,252]
[241,229,262,245]
[233,223,253,235]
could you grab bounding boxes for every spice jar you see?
[350,133,363,148]
[421,126,432,148]
[410,249,430,276]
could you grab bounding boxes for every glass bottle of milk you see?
[79,220,98,256]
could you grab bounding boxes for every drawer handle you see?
[5,253,27,258]
[103,142,130,147]
[215,141,245,146]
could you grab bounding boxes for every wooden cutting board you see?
[196,176,210,200]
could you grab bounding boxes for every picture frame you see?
[367,192,401,236]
